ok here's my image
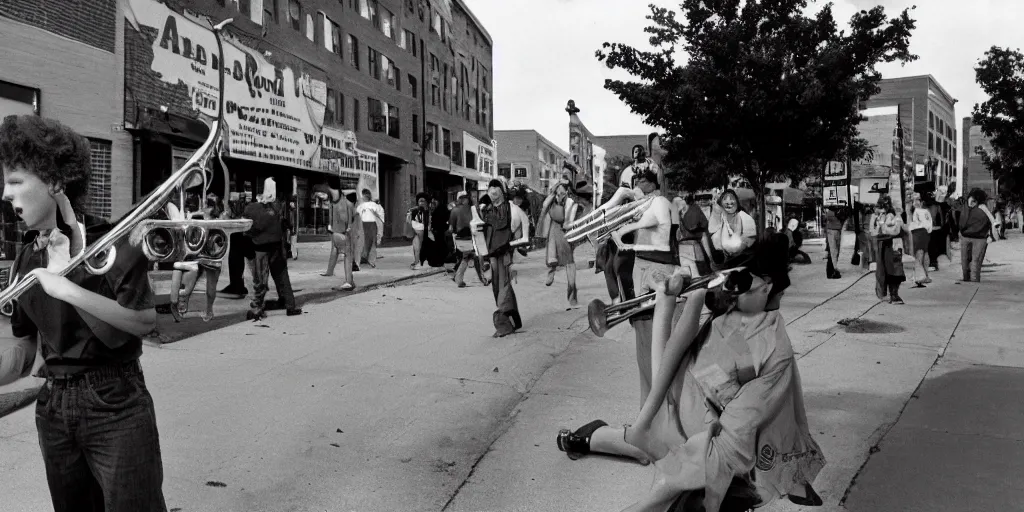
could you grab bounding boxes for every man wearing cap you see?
[448,191,488,287]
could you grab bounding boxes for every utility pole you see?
[419,36,428,197]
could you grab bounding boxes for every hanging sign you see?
[825,161,847,181]
[823,185,848,207]
[126,0,327,169]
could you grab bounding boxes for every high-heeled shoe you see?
[556,420,608,460]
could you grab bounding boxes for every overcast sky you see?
[465,0,1024,171]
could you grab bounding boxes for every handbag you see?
[720,216,745,254]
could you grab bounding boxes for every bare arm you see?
[0,335,37,386]
[64,283,157,341]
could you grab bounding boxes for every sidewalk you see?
[144,240,445,344]
[442,234,1021,511]
[841,232,1024,512]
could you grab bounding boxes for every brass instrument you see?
[564,194,655,245]
[587,272,726,337]
[0,18,250,316]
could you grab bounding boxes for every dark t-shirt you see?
[244,201,285,247]
[11,222,154,376]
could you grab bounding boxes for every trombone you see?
[587,272,725,337]
[0,18,251,316]
[564,194,655,245]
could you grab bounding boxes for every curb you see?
[145,268,447,345]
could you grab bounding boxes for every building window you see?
[408,74,418,98]
[88,139,112,219]
[288,0,301,30]
[427,122,439,153]
[321,15,341,53]
[368,47,380,79]
[412,114,419,143]
[929,132,934,151]
[442,128,451,157]
[514,166,528,179]
[305,13,315,40]
[387,105,400,139]
[263,0,277,24]
[452,141,462,165]
[403,29,416,56]
[348,35,360,69]
[381,7,395,40]
[498,163,511,178]
[394,66,401,91]
[929,111,934,129]
[382,55,395,87]
[353,99,360,132]
[368,98,385,132]
[325,88,337,124]
[466,150,477,170]
[360,0,379,26]
[339,92,345,125]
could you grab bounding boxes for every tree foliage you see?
[971,46,1024,202]
[596,0,917,229]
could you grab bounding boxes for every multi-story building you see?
[860,75,958,191]
[0,0,131,260]
[961,117,998,199]
[420,0,495,204]
[123,0,491,240]
[494,130,567,194]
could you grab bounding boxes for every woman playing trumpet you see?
[621,234,824,512]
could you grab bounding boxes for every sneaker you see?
[286,308,303,316]
[339,283,354,291]
[890,296,905,305]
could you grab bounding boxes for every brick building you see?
[961,117,997,200]
[123,0,492,239]
[493,130,567,194]
[0,0,132,259]
[421,0,496,204]
[861,75,958,192]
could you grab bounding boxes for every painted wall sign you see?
[126,0,327,169]
[318,127,379,199]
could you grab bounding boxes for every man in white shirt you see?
[355,189,384,268]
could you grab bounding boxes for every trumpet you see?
[0,18,249,316]
[587,272,723,337]
[564,195,654,245]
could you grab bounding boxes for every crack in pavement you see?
[837,286,979,506]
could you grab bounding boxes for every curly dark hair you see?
[0,115,91,213]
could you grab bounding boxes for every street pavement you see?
[0,232,1020,511]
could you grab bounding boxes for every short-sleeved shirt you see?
[11,222,154,376]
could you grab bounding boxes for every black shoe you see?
[556,420,608,460]
[218,286,247,299]
[286,308,303,316]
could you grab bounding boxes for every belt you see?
[44,360,142,385]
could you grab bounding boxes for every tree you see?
[596,0,917,233]
[972,46,1024,203]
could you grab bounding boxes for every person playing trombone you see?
[556,168,677,464]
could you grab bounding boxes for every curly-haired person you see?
[0,114,166,511]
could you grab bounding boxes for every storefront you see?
[463,131,496,194]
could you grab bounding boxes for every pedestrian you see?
[218,195,255,299]
[321,176,357,290]
[0,114,168,510]
[355,188,384,268]
[286,195,299,260]
[925,192,948,271]
[448,191,488,287]
[480,179,522,337]
[244,177,302,319]
[427,197,450,268]
[856,203,876,270]
[708,189,756,262]
[870,197,906,304]
[168,193,225,322]
[346,190,365,272]
[538,182,581,307]
[406,193,429,269]
[908,193,933,287]
[822,205,848,279]
[676,193,712,277]
[957,188,999,283]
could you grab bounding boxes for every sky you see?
[464,0,1024,172]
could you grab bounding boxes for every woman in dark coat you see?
[425,197,450,267]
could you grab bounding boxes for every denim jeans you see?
[35,361,167,512]
[960,236,988,282]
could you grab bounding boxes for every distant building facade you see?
[961,117,997,200]
[494,130,567,193]
[861,75,958,192]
